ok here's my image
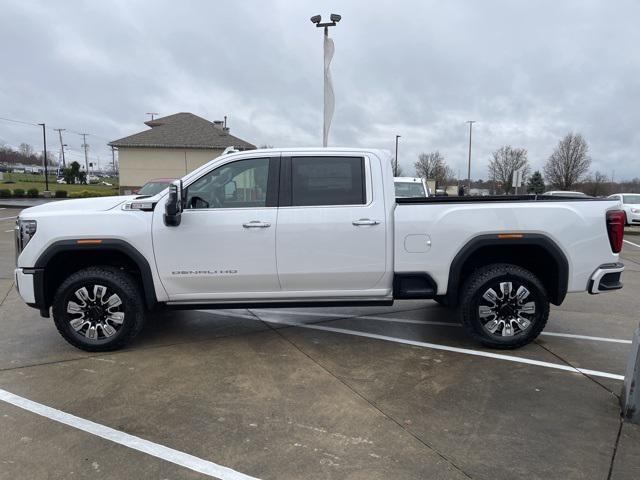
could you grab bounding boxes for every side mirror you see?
[164,181,183,226]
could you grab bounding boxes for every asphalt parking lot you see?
[1,206,640,480]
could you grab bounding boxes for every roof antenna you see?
[224,115,227,128]
[146,112,159,121]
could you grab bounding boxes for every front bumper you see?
[588,262,624,294]
[628,211,640,224]
[14,267,48,316]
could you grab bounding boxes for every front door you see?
[152,156,281,301]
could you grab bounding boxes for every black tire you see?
[460,263,549,349]
[52,266,145,352]
[625,212,629,227]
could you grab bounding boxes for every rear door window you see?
[290,156,365,206]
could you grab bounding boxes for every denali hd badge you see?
[171,270,238,275]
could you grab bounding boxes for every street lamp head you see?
[330,13,341,23]
[310,15,321,24]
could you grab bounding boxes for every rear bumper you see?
[588,262,624,294]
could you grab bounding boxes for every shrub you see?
[13,188,25,198]
[0,189,11,198]
[54,190,68,198]
[70,190,98,198]
[27,188,39,198]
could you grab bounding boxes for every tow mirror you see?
[164,180,183,227]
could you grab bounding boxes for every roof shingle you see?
[109,112,255,150]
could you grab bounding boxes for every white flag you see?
[323,34,335,147]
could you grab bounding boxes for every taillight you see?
[606,210,625,253]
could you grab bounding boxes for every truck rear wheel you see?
[52,267,145,352]
[460,263,549,349]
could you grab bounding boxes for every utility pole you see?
[80,133,89,173]
[466,120,476,194]
[54,128,66,168]
[38,123,49,192]
[394,135,401,176]
[146,112,159,121]
[110,145,117,176]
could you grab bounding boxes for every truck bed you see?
[396,194,610,204]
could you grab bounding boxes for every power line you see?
[0,116,39,127]
[0,115,112,144]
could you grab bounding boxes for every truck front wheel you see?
[52,267,145,352]
[460,263,549,349]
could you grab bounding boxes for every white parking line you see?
[0,389,261,480]
[540,331,632,344]
[253,309,631,344]
[245,315,625,381]
[4,229,13,233]
[0,215,17,221]
[624,239,640,249]
[254,309,458,327]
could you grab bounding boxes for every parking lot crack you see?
[0,280,14,307]
[534,340,620,398]
[248,309,475,479]
[606,419,624,480]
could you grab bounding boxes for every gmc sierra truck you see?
[14,148,626,351]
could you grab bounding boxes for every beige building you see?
[110,113,255,193]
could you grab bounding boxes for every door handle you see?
[352,218,380,226]
[243,221,271,228]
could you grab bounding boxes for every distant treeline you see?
[0,143,56,166]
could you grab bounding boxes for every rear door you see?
[275,154,387,294]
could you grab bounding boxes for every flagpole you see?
[311,14,341,148]
[323,25,328,147]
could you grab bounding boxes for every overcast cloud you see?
[1,0,639,179]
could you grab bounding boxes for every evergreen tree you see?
[527,170,545,194]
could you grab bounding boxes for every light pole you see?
[38,123,49,192]
[394,135,401,176]
[310,14,341,147]
[466,120,476,194]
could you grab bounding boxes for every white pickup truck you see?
[14,148,626,351]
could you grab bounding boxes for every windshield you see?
[395,182,427,197]
[138,181,171,196]
[623,194,640,204]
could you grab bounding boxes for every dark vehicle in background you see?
[136,179,176,196]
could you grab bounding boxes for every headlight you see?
[15,219,37,259]
[632,208,639,214]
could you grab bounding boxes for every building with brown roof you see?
[109,113,255,193]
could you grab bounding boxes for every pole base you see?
[621,328,640,424]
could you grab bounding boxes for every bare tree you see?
[19,143,34,158]
[414,151,452,188]
[581,171,610,197]
[487,145,530,194]
[544,133,591,190]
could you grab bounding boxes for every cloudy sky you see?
[1,0,639,179]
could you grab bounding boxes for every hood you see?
[21,195,136,216]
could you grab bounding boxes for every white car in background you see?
[394,177,430,197]
[608,193,640,225]
[543,191,588,197]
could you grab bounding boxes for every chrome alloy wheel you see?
[66,285,125,340]
[478,281,536,337]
